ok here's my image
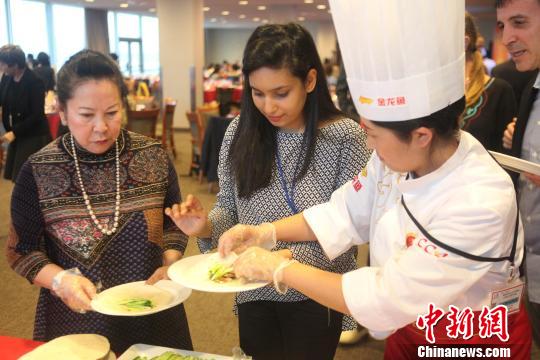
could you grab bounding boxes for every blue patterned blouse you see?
[199,117,371,330]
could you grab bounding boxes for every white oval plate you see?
[168,253,268,293]
[20,334,110,360]
[490,151,540,176]
[91,280,191,316]
[118,344,232,360]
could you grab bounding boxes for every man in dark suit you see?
[492,59,538,108]
[0,72,10,105]
[497,0,540,350]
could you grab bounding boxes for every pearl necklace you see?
[70,134,121,235]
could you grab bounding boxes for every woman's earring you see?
[60,114,67,126]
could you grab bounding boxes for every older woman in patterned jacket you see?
[6,50,192,354]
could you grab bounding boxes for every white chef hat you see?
[330,0,465,122]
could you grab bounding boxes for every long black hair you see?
[230,23,342,198]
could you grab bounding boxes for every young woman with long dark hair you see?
[167,23,370,359]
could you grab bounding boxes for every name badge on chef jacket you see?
[490,277,524,314]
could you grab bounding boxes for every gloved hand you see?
[233,247,297,294]
[51,268,96,313]
[218,223,276,256]
[368,329,396,340]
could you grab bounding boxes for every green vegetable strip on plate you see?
[120,298,155,310]
[132,350,216,359]
[208,263,234,282]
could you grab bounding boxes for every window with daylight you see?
[117,12,140,39]
[52,4,85,68]
[141,16,159,75]
[109,11,159,76]
[108,11,116,53]
[0,0,8,46]
[9,0,48,59]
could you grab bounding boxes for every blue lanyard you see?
[275,147,299,214]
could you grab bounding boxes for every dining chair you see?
[201,116,233,193]
[196,103,219,129]
[46,113,61,139]
[161,102,178,159]
[186,111,204,181]
[126,108,161,138]
[0,145,4,174]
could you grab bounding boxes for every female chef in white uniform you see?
[216,0,533,358]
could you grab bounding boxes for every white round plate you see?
[20,334,110,360]
[168,253,268,293]
[91,280,191,316]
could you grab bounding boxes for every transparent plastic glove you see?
[368,329,396,340]
[233,247,286,282]
[234,247,297,294]
[218,223,276,256]
[165,194,209,236]
[232,346,252,360]
[51,268,96,313]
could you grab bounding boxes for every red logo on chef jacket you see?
[405,232,416,248]
[352,176,362,192]
[416,238,449,258]
[352,169,367,191]
[404,232,448,257]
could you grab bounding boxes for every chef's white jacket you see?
[304,131,524,333]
